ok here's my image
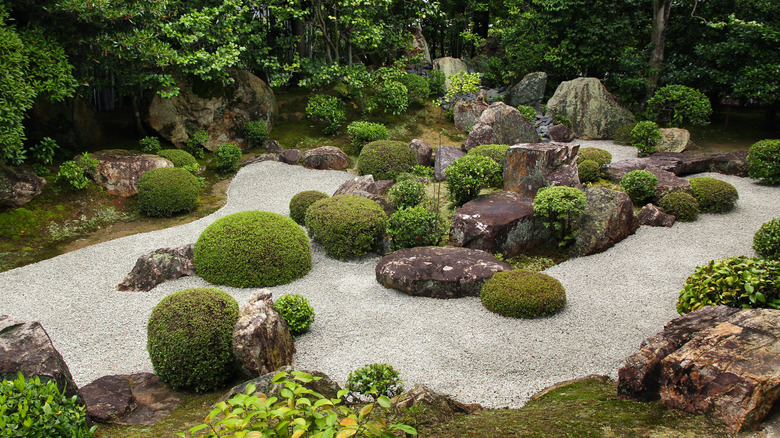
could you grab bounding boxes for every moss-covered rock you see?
[689,177,738,213]
[658,192,699,222]
[357,140,417,181]
[480,270,566,318]
[289,190,329,225]
[578,159,601,183]
[157,149,198,168]
[305,195,387,260]
[137,167,200,217]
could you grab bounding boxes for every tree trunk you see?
[643,0,672,111]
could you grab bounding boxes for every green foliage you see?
[289,190,329,225]
[346,364,404,402]
[576,147,612,167]
[347,121,390,151]
[754,219,780,260]
[56,152,97,191]
[747,139,780,184]
[147,288,239,392]
[645,85,712,127]
[532,186,588,247]
[305,195,387,260]
[29,137,58,165]
[630,121,662,157]
[273,294,315,337]
[658,192,699,222]
[176,371,416,438]
[398,73,431,107]
[194,211,312,287]
[612,123,637,145]
[0,373,95,438]
[357,140,417,181]
[436,72,481,109]
[243,120,269,144]
[140,136,163,154]
[306,94,347,135]
[214,143,242,173]
[386,205,445,250]
[376,80,409,115]
[388,179,426,209]
[553,114,573,129]
[689,177,738,213]
[427,70,446,96]
[185,131,208,159]
[445,155,503,205]
[578,160,601,184]
[137,167,200,217]
[517,105,537,122]
[157,149,197,168]
[620,170,658,205]
[410,165,434,179]
[468,144,510,164]
[480,270,567,318]
[677,257,780,314]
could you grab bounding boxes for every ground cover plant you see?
[346,363,404,403]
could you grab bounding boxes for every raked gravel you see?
[1,140,778,409]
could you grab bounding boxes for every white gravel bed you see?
[1,145,777,409]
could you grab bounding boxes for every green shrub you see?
[185,130,208,159]
[0,373,96,437]
[646,84,712,127]
[468,144,510,164]
[532,186,588,247]
[445,154,503,205]
[613,122,637,145]
[306,94,346,135]
[29,137,58,165]
[410,164,435,179]
[386,205,445,250]
[747,139,780,184]
[347,121,390,151]
[578,159,601,183]
[427,70,446,96]
[157,149,198,168]
[243,120,269,144]
[480,270,567,318]
[517,105,537,122]
[305,195,387,260]
[398,73,430,107]
[754,219,780,260]
[140,136,162,154]
[346,363,404,403]
[376,80,409,115]
[194,211,312,287]
[137,167,200,217]
[620,170,658,204]
[677,256,780,314]
[147,287,239,392]
[689,177,738,213]
[357,140,417,181]
[553,114,573,129]
[577,147,612,167]
[289,190,329,225]
[273,294,315,337]
[630,121,662,157]
[57,152,97,190]
[658,192,699,222]
[214,143,242,173]
[388,179,426,209]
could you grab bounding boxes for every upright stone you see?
[508,72,548,108]
[92,150,173,197]
[545,77,634,140]
[569,187,638,257]
[232,290,295,377]
[407,25,431,65]
[453,101,488,132]
[409,139,433,167]
[432,57,470,88]
[503,142,581,198]
[434,146,465,181]
[462,102,540,151]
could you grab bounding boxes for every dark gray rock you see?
[280,149,301,164]
[263,140,285,154]
[81,373,180,425]
[116,244,195,292]
[462,102,539,151]
[434,146,465,181]
[712,151,748,177]
[0,164,46,209]
[508,72,548,108]
[548,124,575,143]
[240,153,281,167]
[570,187,638,257]
[409,139,433,167]
[232,290,296,377]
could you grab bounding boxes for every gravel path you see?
[1,142,778,409]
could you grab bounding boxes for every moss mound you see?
[305,195,387,260]
[147,287,239,392]
[157,149,198,168]
[137,167,200,217]
[357,140,417,181]
[467,144,510,164]
[754,218,780,260]
[689,177,738,213]
[658,192,700,222]
[578,159,601,183]
[576,147,612,167]
[480,270,566,318]
[194,211,312,287]
[289,190,329,225]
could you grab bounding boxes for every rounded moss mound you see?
[467,144,510,164]
[194,211,312,287]
[747,139,780,184]
[157,149,198,168]
[305,195,387,260]
[289,190,329,225]
[577,147,612,167]
[357,140,417,181]
[659,192,700,222]
[137,167,200,217]
[578,159,601,183]
[147,287,239,392]
[754,218,780,260]
[480,270,566,318]
[689,177,738,213]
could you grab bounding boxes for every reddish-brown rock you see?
[281,149,301,164]
[638,203,676,227]
[116,244,195,292]
[548,124,575,142]
[91,150,172,197]
[0,164,45,209]
[409,139,433,167]
[393,384,482,418]
[434,145,465,181]
[303,146,349,170]
[81,372,181,425]
[570,187,638,257]
[453,101,488,132]
[503,142,581,198]
[232,290,295,377]
[648,167,692,201]
[712,151,748,177]
[606,153,714,180]
[334,175,378,196]
[462,102,539,151]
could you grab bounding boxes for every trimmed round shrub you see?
[346,363,404,402]
[480,270,567,318]
[613,122,637,145]
[577,147,612,167]
[289,190,329,225]
[620,170,658,205]
[244,120,269,144]
[747,139,780,184]
[677,256,780,314]
[532,186,588,247]
[273,293,315,337]
[646,84,712,127]
[357,140,417,181]
[305,195,387,260]
[157,148,197,168]
[215,142,242,172]
[306,94,346,135]
[630,120,662,157]
[386,205,445,250]
[578,159,601,183]
[398,73,430,107]
[194,211,312,287]
[445,154,503,205]
[346,121,389,152]
[137,167,200,217]
[517,105,537,122]
[689,177,738,213]
[754,218,780,260]
[147,287,239,392]
[467,144,510,164]
[388,179,426,209]
[658,192,699,222]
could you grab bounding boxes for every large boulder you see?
[508,72,548,108]
[606,153,714,181]
[116,244,195,292]
[91,150,173,197]
[80,372,180,425]
[432,57,470,88]
[27,96,103,150]
[0,316,80,400]
[462,102,540,151]
[449,191,550,258]
[657,128,692,153]
[618,306,780,432]
[148,69,276,151]
[407,25,431,65]
[503,142,580,198]
[409,139,433,167]
[303,146,349,170]
[0,164,45,209]
[434,145,465,181]
[375,246,512,299]
[545,77,634,140]
[232,290,296,377]
[547,124,575,143]
[569,187,638,257]
[453,101,488,132]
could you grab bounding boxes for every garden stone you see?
[263,139,285,154]
[432,57,469,88]
[393,384,482,419]
[547,124,575,143]
[407,25,431,65]
[222,366,342,402]
[240,153,280,167]
[303,146,349,170]
[334,175,377,196]
[503,142,580,198]
[80,374,132,423]
[232,289,295,377]
[0,164,45,208]
[606,153,713,181]
[116,244,195,292]
[80,372,180,426]
[462,102,539,151]
[409,139,433,167]
[545,77,634,139]
[148,68,276,151]
[375,246,512,299]
[648,167,693,201]
[657,128,692,153]
[449,191,550,258]
[508,72,547,108]
[91,150,172,197]
[618,306,780,432]
[570,187,638,257]
[434,145,465,181]
[638,204,675,227]
[712,151,749,177]
[453,101,488,132]
[281,149,301,164]
[375,180,395,196]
